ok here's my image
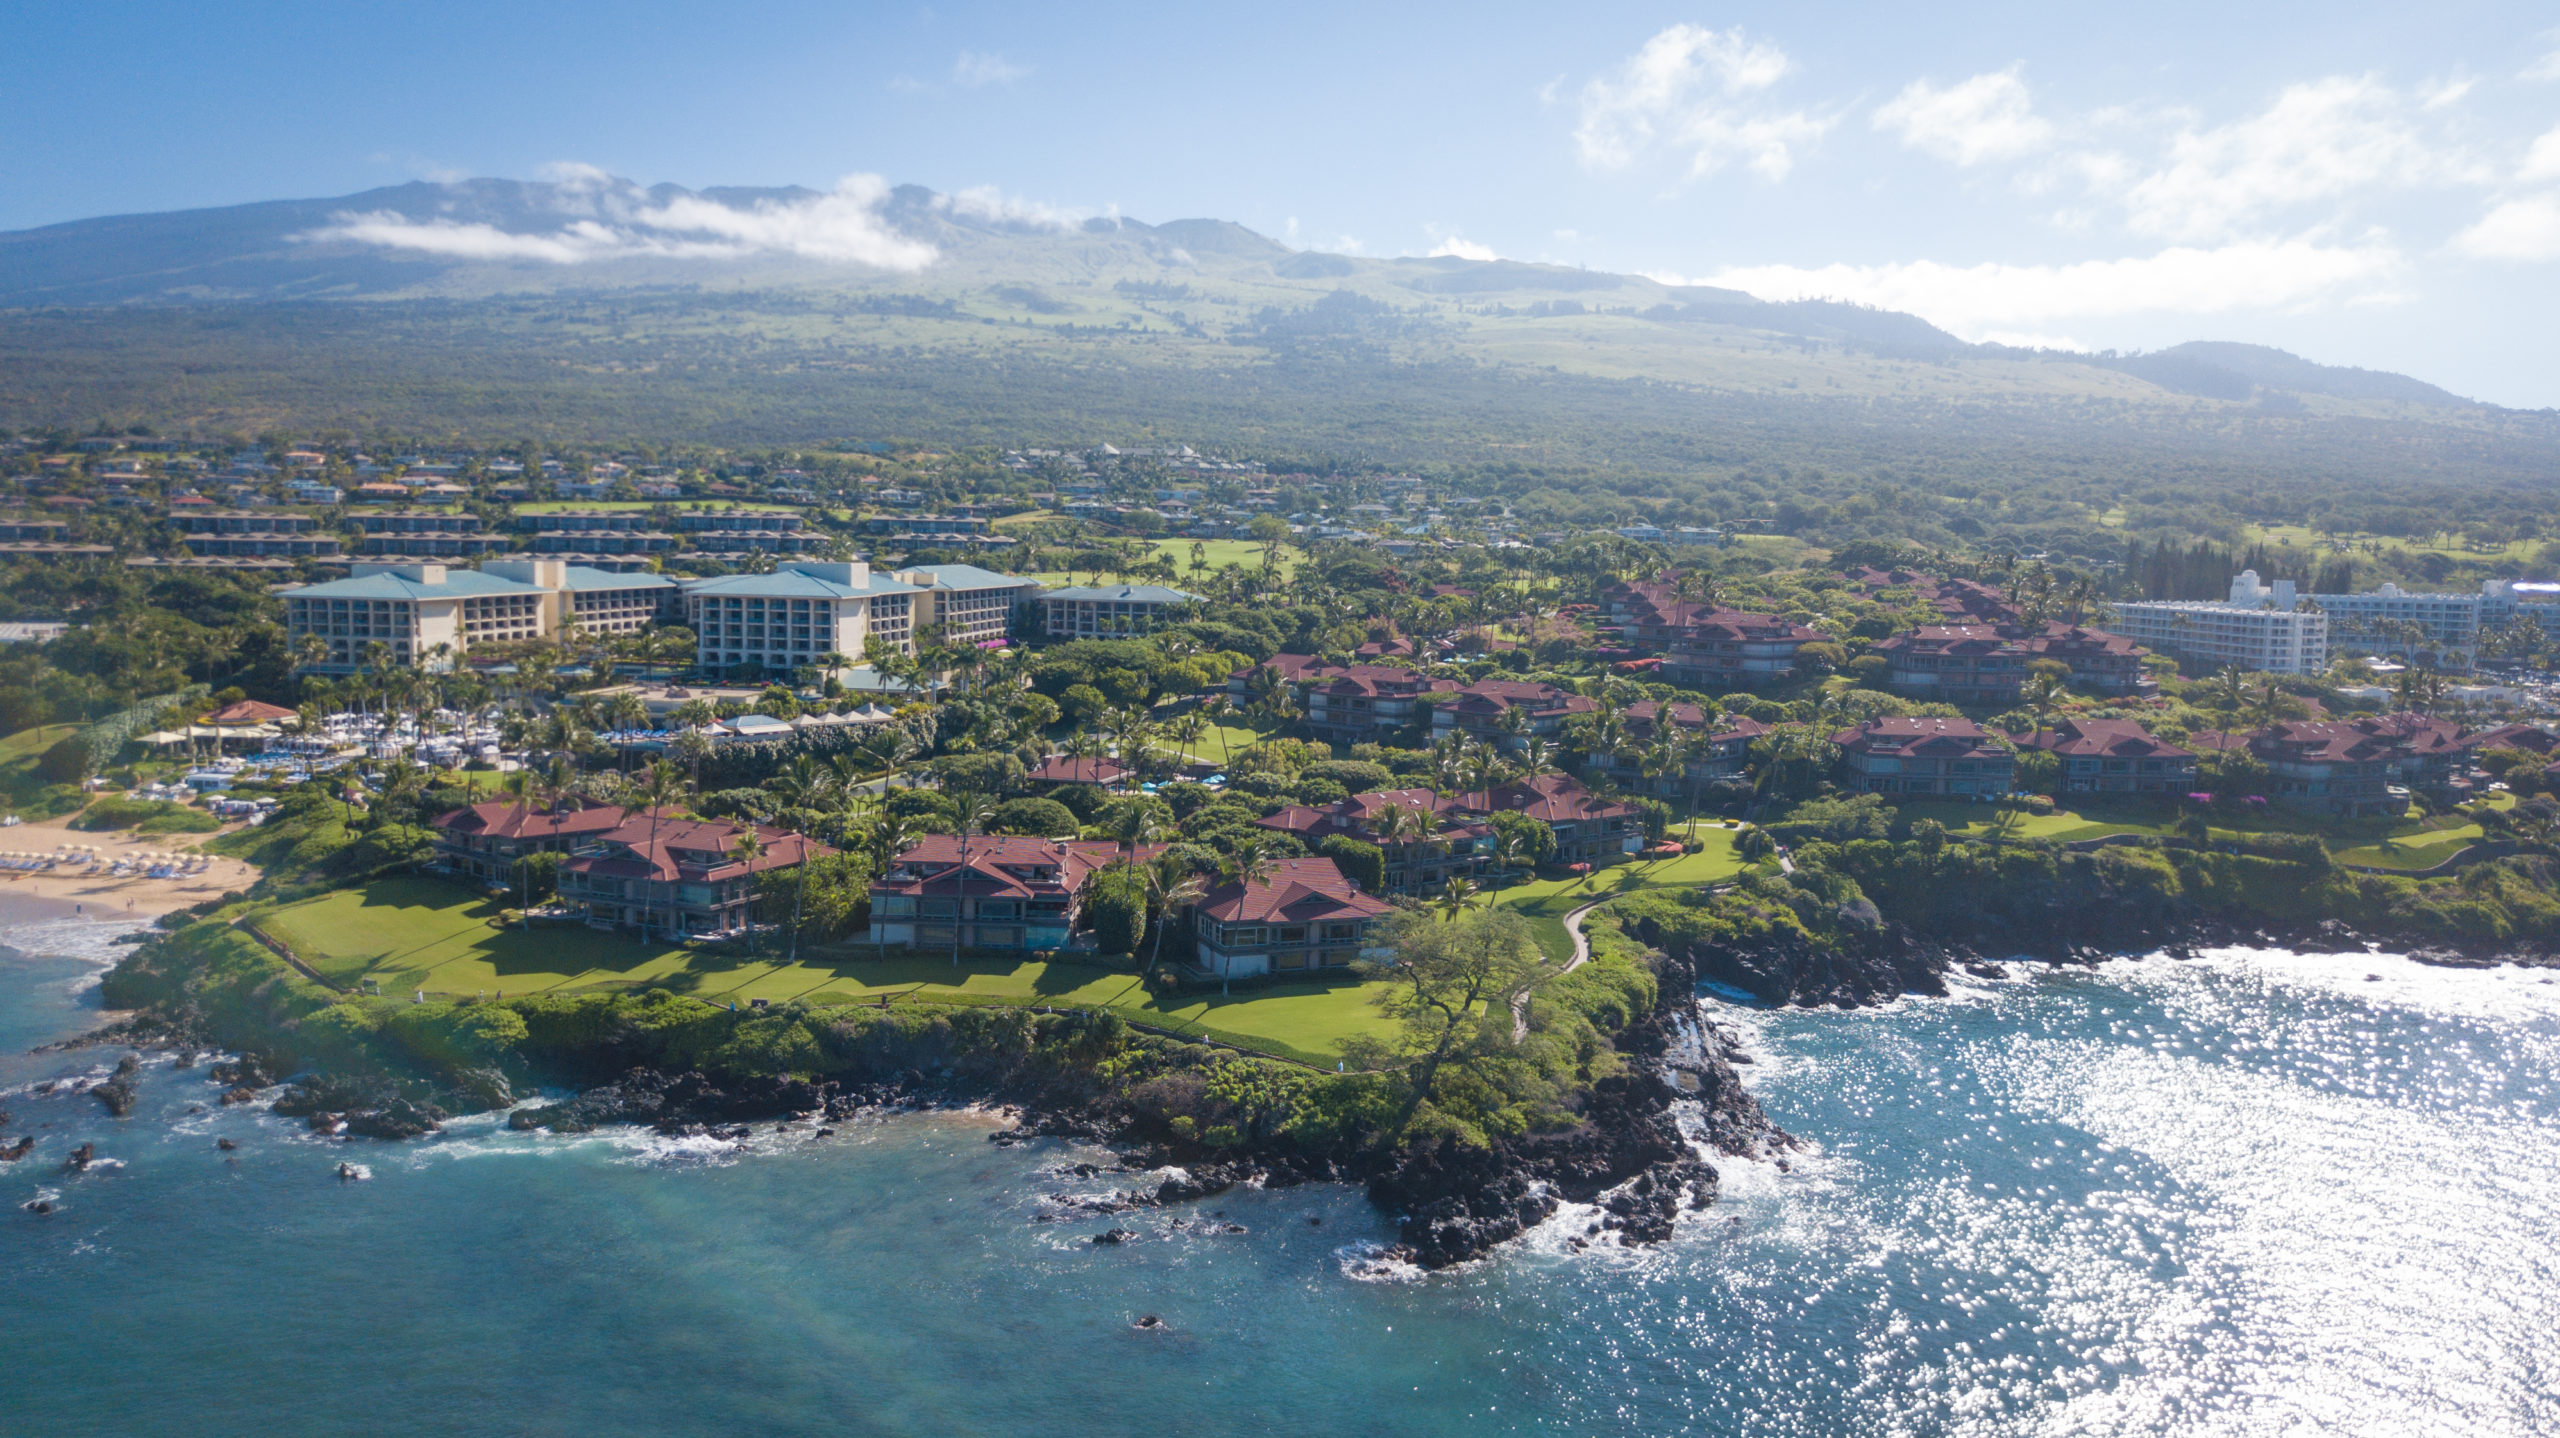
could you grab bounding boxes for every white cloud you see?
[2523,48,2560,82]
[2523,125,2560,183]
[1873,68,2054,166]
[1574,24,1829,180]
[304,173,938,270]
[938,185,1087,229]
[2451,196,2560,261]
[1700,237,2401,338]
[2114,76,2468,240]
[1429,235,1498,262]
[953,50,1029,86]
[535,160,615,189]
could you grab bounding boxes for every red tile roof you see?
[1028,755,1132,785]
[432,797,633,842]
[871,834,1148,900]
[1196,857,1395,924]
[2463,723,2559,755]
[1833,716,2011,760]
[1452,773,1637,823]
[205,699,299,724]
[2025,718,2192,760]
[565,814,827,882]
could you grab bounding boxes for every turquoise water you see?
[6,901,2557,1436]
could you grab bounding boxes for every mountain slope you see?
[0,174,2535,481]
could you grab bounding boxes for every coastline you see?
[0,814,257,921]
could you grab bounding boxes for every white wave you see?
[1334,1240,1425,1283]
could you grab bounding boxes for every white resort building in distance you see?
[284,560,676,672]
[2111,571,2329,676]
[2306,582,2482,670]
[1039,583,1199,638]
[682,561,918,678]
[891,564,1043,646]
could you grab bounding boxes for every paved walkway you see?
[1514,896,1606,1040]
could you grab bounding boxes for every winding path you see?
[1514,896,1606,1040]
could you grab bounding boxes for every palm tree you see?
[1434,874,1480,921]
[946,790,998,967]
[1113,800,1172,867]
[725,826,767,951]
[293,631,331,672]
[500,766,540,925]
[1212,840,1276,995]
[623,760,687,943]
[867,808,917,877]
[2022,671,2067,748]
[1138,855,1208,983]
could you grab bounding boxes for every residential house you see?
[556,811,822,937]
[1252,787,1494,892]
[2221,720,2407,818]
[867,834,1144,952]
[1592,701,1769,796]
[1433,679,1596,749]
[1833,718,2018,798]
[1451,774,1644,866]
[1877,622,2153,705]
[2022,718,2197,795]
[1294,663,1458,743]
[2462,723,2559,759]
[1187,856,1396,980]
[429,799,633,886]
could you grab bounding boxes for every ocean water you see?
[4,900,2556,1437]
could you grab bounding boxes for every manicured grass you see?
[1483,823,1750,960]
[1027,538,1303,589]
[1894,800,2152,843]
[1145,716,1274,766]
[257,874,1396,1063]
[0,724,76,764]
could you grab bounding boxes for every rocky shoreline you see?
[1658,910,2558,1010]
[75,936,1791,1271]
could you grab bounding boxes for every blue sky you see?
[8,1,2560,405]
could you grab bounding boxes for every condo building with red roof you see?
[867,834,1159,952]
[2021,719,2197,795]
[430,798,635,886]
[1252,787,1495,893]
[1833,718,2018,798]
[550,809,826,938]
[1189,856,1396,981]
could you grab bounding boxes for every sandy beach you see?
[0,814,259,920]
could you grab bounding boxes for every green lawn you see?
[1028,538,1303,589]
[1484,823,1750,960]
[255,875,1394,1065]
[1144,713,1273,766]
[1893,800,2156,843]
[1893,794,2508,866]
[0,724,76,764]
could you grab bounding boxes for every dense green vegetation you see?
[7,293,2559,584]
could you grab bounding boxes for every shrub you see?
[989,796,1079,837]
[1086,865,1147,955]
[1301,759,1394,793]
[1317,835,1385,891]
[71,796,208,832]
